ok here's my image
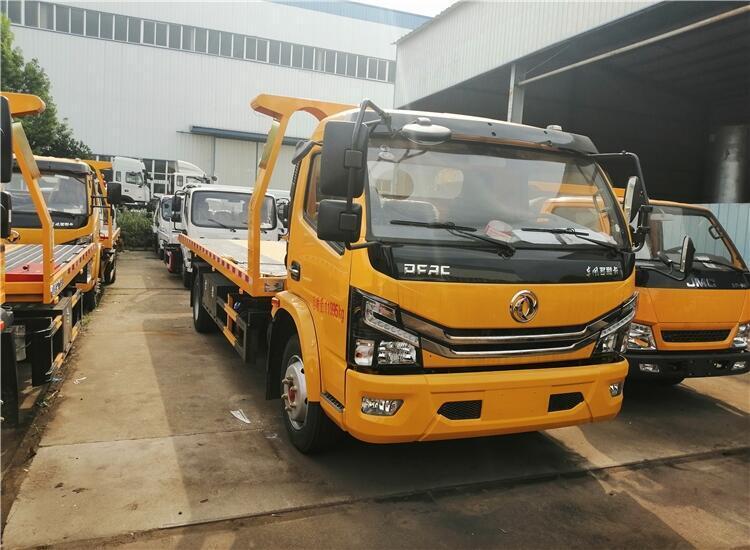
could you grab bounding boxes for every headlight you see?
[627,323,656,351]
[350,290,421,369]
[595,295,637,354]
[733,322,750,349]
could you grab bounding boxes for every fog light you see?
[378,340,416,365]
[639,363,660,374]
[361,396,403,416]
[354,339,375,367]
[731,361,747,371]
[609,381,623,397]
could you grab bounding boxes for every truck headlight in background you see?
[350,290,421,369]
[627,322,657,351]
[733,322,749,349]
[595,294,637,354]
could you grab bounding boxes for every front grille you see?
[548,392,584,412]
[662,330,730,343]
[438,400,482,420]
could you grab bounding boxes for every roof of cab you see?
[34,156,90,175]
[327,108,598,155]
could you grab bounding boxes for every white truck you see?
[105,156,151,207]
[152,194,183,260]
[169,184,280,288]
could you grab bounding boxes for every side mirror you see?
[317,199,361,243]
[319,121,368,198]
[1,96,12,183]
[171,195,183,223]
[1,191,11,239]
[277,199,290,228]
[679,235,695,275]
[623,175,650,250]
[107,182,122,205]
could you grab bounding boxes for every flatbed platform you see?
[180,235,287,293]
[4,242,96,302]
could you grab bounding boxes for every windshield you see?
[160,197,173,221]
[191,191,276,230]
[126,171,144,186]
[366,139,627,249]
[8,171,88,215]
[637,205,745,269]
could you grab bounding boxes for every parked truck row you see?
[2,91,747,454]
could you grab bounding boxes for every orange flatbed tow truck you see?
[86,159,121,285]
[0,92,104,424]
[181,94,653,453]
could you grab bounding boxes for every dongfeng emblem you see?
[510,290,538,323]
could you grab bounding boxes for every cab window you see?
[303,155,323,227]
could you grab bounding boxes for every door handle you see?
[290,261,301,281]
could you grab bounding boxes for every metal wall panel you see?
[704,203,750,265]
[395,1,656,107]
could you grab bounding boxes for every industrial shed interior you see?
[396,1,749,205]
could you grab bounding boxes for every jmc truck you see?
[181,94,652,453]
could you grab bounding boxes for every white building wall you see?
[395,1,657,107]
[8,0,416,190]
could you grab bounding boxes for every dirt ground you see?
[2,251,748,549]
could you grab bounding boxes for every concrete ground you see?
[2,251,749,549]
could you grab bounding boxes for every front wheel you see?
[280,335,342,453]
[192,273,216,333]
[181,260,192,289]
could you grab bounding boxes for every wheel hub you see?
[281,355,307,429]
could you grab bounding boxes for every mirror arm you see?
[346,241,379,250]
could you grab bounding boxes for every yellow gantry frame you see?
[246,94,353,295]
[84,159,120,249]
[1,92,58,304]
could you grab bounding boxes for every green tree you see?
[1,15,92,158]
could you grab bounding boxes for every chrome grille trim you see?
[421,333,599,358]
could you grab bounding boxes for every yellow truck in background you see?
[0,92,121,424]
[85,160,121,285]
[179,94,654,453]
[543,194,749,385]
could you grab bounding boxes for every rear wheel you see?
[280,335,342,453]
[83,282,100,312]
[192,273,216,333]
[103,254,117,285]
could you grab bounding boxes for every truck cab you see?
[7,156,104,309]
[166,160,215,196]
[107,156,150,207]
[628,201,749,383]
[152,194,180,260]
[543,196,749,384]
[171,184,278,287]
[181,95,659,452]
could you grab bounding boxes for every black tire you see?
[158,245,164,261]
[181,260,192,289]
[83,282,100,312]
[192,273,216,333]
[103,255,117,285]
[280,335,342,454]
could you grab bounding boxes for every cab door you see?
[286,154,351,402]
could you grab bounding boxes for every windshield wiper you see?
[205,218,237,232]
[520,227,621,252]
[390,220,515,256]
[695,257,743,271]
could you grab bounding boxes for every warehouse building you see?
[394,0,749,256]
[3,0,427,192]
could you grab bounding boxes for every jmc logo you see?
[686,277,717,288]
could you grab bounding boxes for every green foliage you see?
[117,208,153,249]
[1,15,92,158]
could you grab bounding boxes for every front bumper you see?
[626,350,749,379]
[342,359,628,444]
